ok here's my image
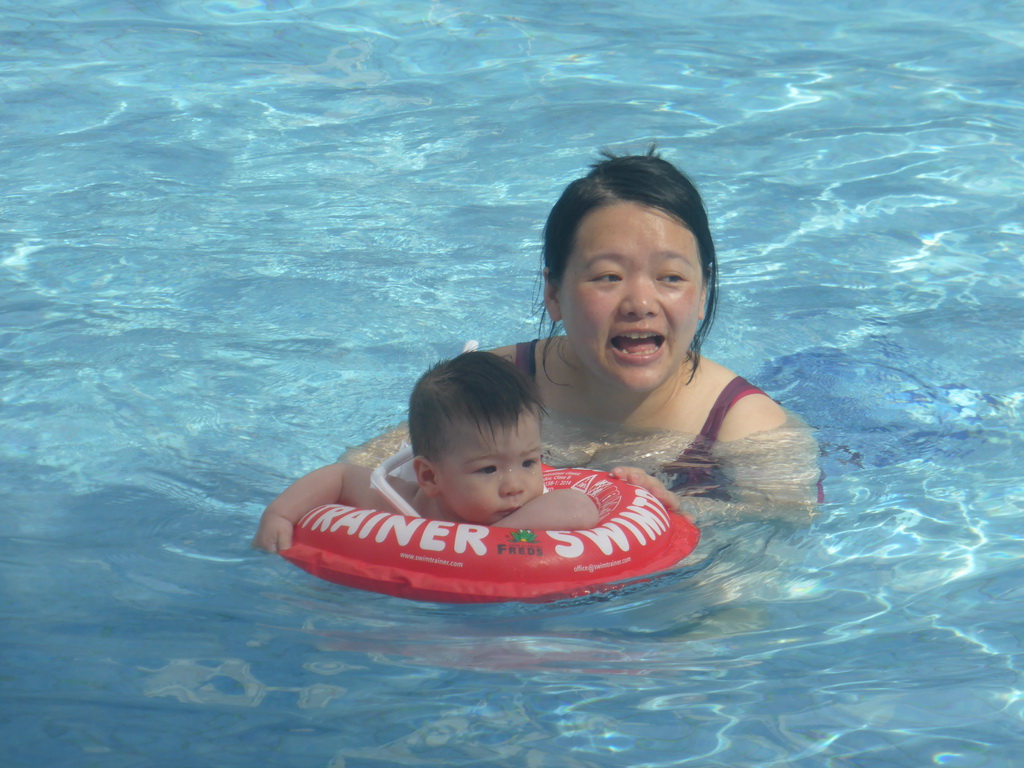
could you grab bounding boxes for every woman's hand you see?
[609,466,683,516]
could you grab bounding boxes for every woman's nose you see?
[619,278,657,318]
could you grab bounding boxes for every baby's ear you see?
[413,456,443,498]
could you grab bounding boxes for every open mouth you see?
[611,332,664,356]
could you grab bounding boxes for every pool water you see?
[3,0,1022,766]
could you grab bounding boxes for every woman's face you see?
[544,202,706,395]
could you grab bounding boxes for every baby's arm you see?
[498,488,599,530]
[498,466,681,531]
[252,463,377,553]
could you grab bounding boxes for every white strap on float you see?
[369,443,422,518]
[368,342,479,518]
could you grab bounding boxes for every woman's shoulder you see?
[489,338,558,378]
[488,341,533,377]
[489,339,550,357]
[699,359,788,441]
[488,343,521,362]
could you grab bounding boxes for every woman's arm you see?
[682,420,822,523]
[338,424,409,468]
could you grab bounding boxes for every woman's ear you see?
[413,456,443,498]
[542,268,563,323]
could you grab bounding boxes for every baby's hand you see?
[251,514,294,553]
[609,466,681,515]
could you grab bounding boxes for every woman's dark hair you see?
[540,146,718,378]
[409,351,545,460]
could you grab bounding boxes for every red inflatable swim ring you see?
[280,466,700,603]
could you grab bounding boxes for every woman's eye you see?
[661,274,684,283]
[593,274,621,283]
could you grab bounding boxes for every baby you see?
[253,351,604,553]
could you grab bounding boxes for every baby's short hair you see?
[408,351,544,460]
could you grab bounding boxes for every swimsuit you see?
[514,339,767,442]
[513,339,768,493]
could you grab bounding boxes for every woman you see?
[347,148,819,514]
[488,148,819,511]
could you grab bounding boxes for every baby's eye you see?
[477,465,497,474]
[523,458,539,468]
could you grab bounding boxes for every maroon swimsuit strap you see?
[514,339,539,378]
[697,375,767,442]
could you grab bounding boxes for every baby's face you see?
[430,413,545,526]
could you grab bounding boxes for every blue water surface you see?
[2,0,1022,766]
